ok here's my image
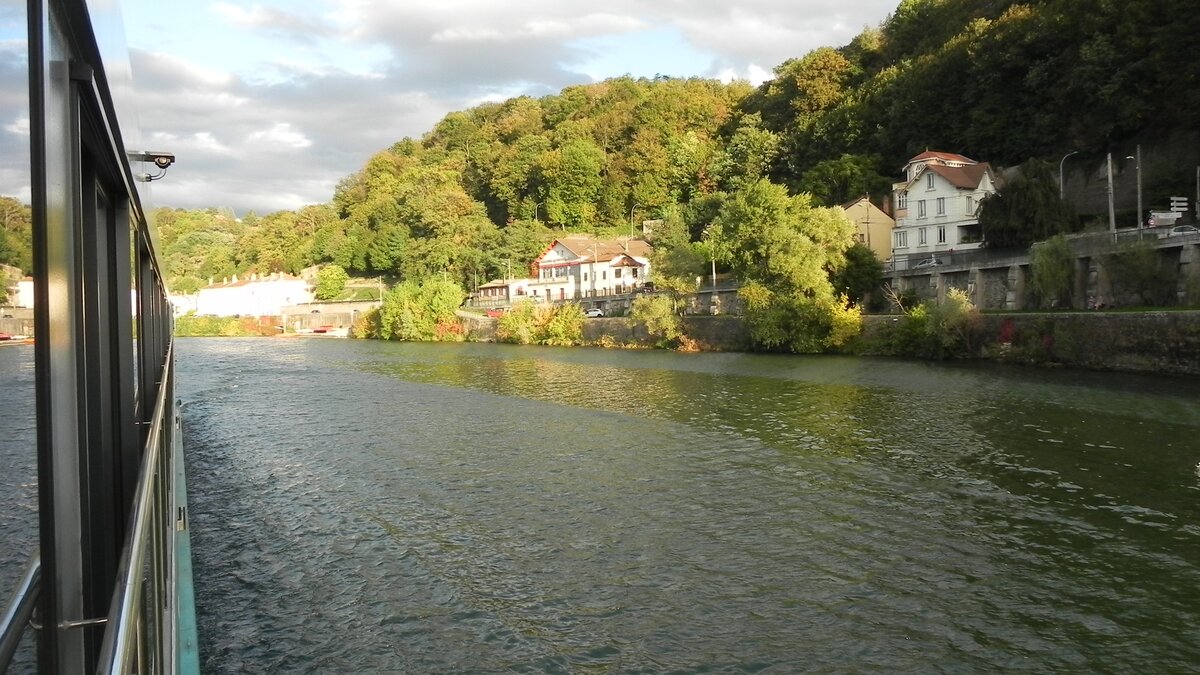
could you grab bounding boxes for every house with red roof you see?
[891,151,998,262]
[528,235,652,302]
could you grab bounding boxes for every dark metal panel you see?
[30,1,88,670]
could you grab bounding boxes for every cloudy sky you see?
[0,0,897,215]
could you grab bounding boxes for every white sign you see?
[1150,210,1182,223]
[1170,196,1188,212]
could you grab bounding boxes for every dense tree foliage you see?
[0,196,33,274]
[977,160,1076,249]
[314,264,350,300]
[710,180,860,352]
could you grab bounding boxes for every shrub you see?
[631,294,683,348]
[1029,234,1074,308]
[379,278,465,341]
[496,301,584,346]
[888,288,982,359]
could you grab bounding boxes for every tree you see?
[712,179,860,352]
[379,278,466,341]
[540,138,605,229]
[314,264,350,300]
[0,197,33,274]
[796,154,891,207]
[1028,235,1074,308]
[631,294,684,348]
[831,243,884,305]
[978,160,1075,249]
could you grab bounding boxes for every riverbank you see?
[568,311,1200,376]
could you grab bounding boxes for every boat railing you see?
[96,342,185,673]
[0,342,195,675]
[0,556,40,670]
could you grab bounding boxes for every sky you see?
[0,0,898,215]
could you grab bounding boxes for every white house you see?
[474,277,534,307]
[526,235,653,303]
[891,151,998,261]
[194,272,312,316]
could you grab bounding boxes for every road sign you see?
[1151,210,1181,223]
[1170,196,1188,212]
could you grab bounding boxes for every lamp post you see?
[1058,150,1078,200]
[1125,145,1142,227]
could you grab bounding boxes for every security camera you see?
[127,151,176,181]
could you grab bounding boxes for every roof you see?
[202,272,305,289]
[538,235,652,264]
[926,162,994,190]
[907,150,976,164]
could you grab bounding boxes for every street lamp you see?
[1058,150,1078,200]
[1125,145,1142,227]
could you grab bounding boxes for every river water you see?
[4,338,1200,672]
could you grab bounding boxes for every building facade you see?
[194,272,313,316]
[473,235,653,306]
[528,235,652,302]
[891,151,998,262]
[842,196,895,262]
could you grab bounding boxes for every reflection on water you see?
[4,337,1185,672]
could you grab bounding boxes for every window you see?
[926,172,935,190]
[936,197,945,215]
[583,272,588,281]
[615,268,622,278]
[919,228,927,246]
[602,271,607,280]
[937,226,946,244]
[898,191,908,210]
[917,200,927,218]
[966,195,975,214]
[894,230,908,248]
[631,268,638,278]
[857,233,866,243]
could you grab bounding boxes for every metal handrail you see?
[96,342,176,674]
[0,554,40,671]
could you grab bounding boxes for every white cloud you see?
[0,0,900,212]
[4,115,27,135]
[246,122,313,150]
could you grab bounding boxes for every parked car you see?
[913,257,945,269]
[1167,224,1200,236]
[584,308,605,318]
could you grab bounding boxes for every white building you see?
[891,151,998,261]
[527,235,652,302]
[194,272,312,316]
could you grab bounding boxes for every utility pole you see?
[1106,152,1116,232]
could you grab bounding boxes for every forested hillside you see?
[8,0,1197,298]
